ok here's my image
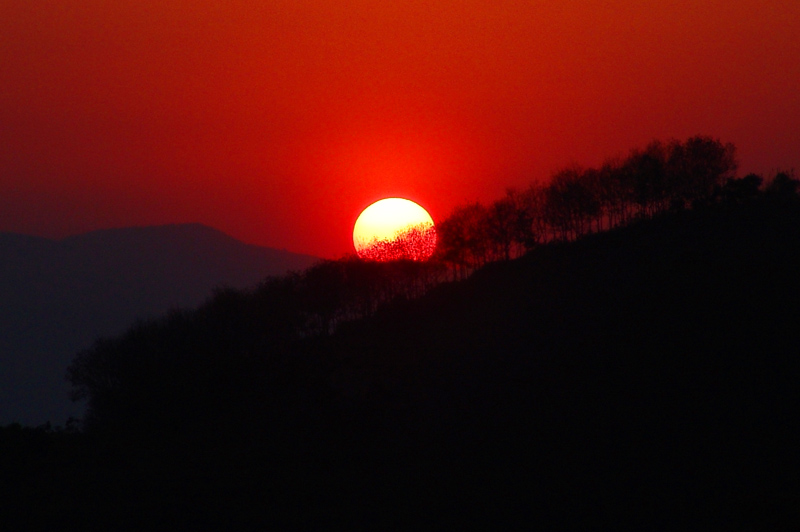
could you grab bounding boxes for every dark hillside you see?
[6,200,800,530]
[311,200,800,529]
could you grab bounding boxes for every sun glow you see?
[353,198,436,261]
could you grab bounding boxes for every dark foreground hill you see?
[0,224,318,425]
[4,201,800,530]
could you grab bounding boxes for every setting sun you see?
[353,198,436,261]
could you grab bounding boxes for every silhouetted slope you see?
[6,201,800,530]
[318,200,800,529]
[0,224,318,425]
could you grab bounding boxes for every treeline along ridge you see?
[4,136,800,530]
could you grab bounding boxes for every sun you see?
[353,198,436,261]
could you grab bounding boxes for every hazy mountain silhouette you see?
[0,224,318,425]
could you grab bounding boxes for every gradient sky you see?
[2,1,798,257]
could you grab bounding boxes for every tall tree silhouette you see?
[626,140,670,216]
[765,170,800,199]
[544,167,601,240]
[436,202,490,278]
[681,135,738,205]
[485,189,536,261]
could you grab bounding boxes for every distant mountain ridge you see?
[0,224,319,425]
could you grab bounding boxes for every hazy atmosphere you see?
[2,1,798,257]
[4,3,800,529]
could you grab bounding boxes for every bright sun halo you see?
[353,198,436,261]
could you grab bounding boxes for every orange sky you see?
[2,1,799,257]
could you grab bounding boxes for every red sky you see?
[2,1,799,258]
